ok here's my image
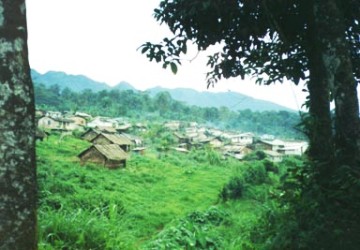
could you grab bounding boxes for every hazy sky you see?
[25,0,307,110]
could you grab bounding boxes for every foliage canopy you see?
[141,0,360,86]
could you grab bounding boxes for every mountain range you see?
[31,69,295,112]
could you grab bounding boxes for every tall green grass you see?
[37,135,252,249]
[36,134,291,249]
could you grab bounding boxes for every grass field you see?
[36,135,271,249]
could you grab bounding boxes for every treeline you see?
[34,83,305,139]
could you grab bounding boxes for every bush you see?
[263,160,279,174]
[242,150,266,161]
[219,177,244,202]
[144,207,227,249]
[242,163,268,185]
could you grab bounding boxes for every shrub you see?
[144,207,227,249]
[263,160,279,174]
[242,163,268,185]
[219,177,244,202]
[242,150,266,161]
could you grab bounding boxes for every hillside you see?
[147,86,294,112]
[31,69,135,92]
[36,134,272,249]
[31,69,294,112]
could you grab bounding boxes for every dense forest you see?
[34,83,304,139]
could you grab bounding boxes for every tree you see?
[141,0,360,177]
[141,0,360,247]
[154,91,172,116]
[0,1,37,249]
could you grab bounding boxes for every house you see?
[81,127,119,142]
[209,137,223,148]
[132,147,147,155]
[78,144,128,169]
[264,150,283,162]
[35,109,46,118]
[190,135,212,149]
[134,123,147,132]
[185,127,197,134]
[87,116,117,129]
[228,132,254,145]
[45,111,62,118]
[38,116,78,131]
[207,128,223,137]
[116,123,132,133]
[96,126,117,134]
[164,121,181,131]
[174,132,191,144]
[258,139,285,151]
[121,133,143,146]
[91,133,133,152]
[81,128,101,141]
[223,145,253,160]
[277,141,308,156]
[74,111,92,120]
[68,115,87,127]
[258,139,308,156]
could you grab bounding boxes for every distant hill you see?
[112,81,136,91]
[31,69,135,92]
[31,69,294,112]
[147,86,294,112]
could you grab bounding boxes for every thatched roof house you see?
[91,133,133,152]
[78,144,128,168]
[121,133,143,146]
[81,128,101,141]
[81,127,119,141]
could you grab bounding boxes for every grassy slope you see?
[37,135,264,249]
[37,136,230,249]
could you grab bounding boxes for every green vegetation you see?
[34,83,304,139]
[36,134,293,249]
[141,1,360,249]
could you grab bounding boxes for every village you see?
[36,109,309,168]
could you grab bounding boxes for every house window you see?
[48,120,51,125]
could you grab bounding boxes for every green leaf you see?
[182,43,187,54]
[170,62,178,74]
[141,46,149,54]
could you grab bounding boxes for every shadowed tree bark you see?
[0,1,37,249]
[313,0,360,169]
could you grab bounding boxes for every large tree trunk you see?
[0,1,37,249]
[313,0,360,169]
[305,2,335,175]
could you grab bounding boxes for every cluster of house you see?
[36,110,147,133]
[36,110,308,168]
[36,110,146,168]
[163,120,308,163]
